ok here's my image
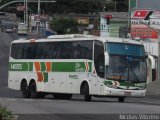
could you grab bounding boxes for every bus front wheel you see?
[21,81,30,98]
[84,84,91,101]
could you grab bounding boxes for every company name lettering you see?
[131,20,150,25]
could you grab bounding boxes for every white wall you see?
[143,42,158,56]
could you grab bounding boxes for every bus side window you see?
[27,44,37,59]
[23,44,29,59]
[72,41,93,60]
[60,42,71,59]
[94,41,104,78]
[16,43,24,59]
[11,43,17,58]
[36,43,46,59]
[55,47,61,59]
[80,41,93,60]
[72,42,80,59]
[74,44,81,59]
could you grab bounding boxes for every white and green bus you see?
[8,34,147,102]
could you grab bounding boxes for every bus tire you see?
[118,97,124,102]
[84,83,91,101]
[30,81,39,98]
[21,81,30,98]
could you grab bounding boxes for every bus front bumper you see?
[103,86,146,97]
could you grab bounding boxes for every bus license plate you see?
[124,91,131,96]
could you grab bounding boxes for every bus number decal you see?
[11,64,22,70]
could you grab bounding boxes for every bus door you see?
[89,72,98,95]
[93,41,105,94]
[90,55,105,95]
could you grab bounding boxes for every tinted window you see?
[11,41,93,60]
[11,43,17,58]
[72,41,93,59]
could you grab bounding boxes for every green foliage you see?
[49,16,79,34]
[0,0,128,14]
[0,104,13,120]
[53,0,103,14]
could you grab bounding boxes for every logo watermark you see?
[119,114,160,120]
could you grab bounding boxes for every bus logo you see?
[75,62,85,72]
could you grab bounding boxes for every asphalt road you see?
[0,29,160,120]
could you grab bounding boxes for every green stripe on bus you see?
[88,62,92,72]
[52,62,77,72]
[28,62,33,71]
[9,62,92,72]
[51,62,92,72]
[43,72,48,82]
[41,62,46,71]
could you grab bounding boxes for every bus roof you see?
[47,34,95,39]
[11,34,143,45]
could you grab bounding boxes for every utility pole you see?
[158,35,160,81]
[26,0,28,25]
[38,0,40,15]
[24,0,28,24]
[24,0,26,23]
[115,0,116,12]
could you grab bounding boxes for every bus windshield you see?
[105,43,147,82]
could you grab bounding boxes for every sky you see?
[138,0,160,9]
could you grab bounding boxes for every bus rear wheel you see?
[30,82,45,98]
[84,84,91,101]
[21,81,30,98]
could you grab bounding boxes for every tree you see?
[49,16,79,34]
[0,0,128,14]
